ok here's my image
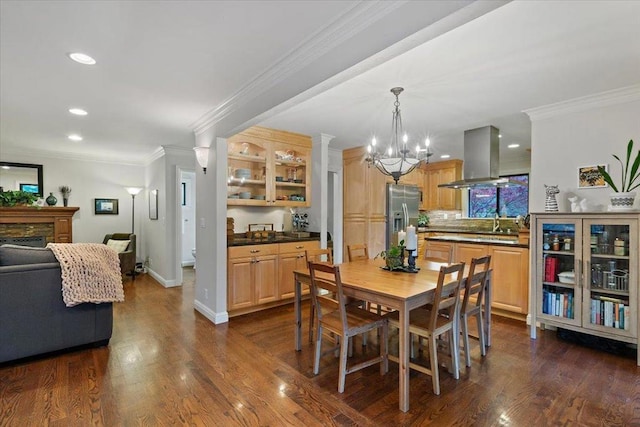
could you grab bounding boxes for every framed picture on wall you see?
[578,165,608,188]
[149,189,158,220]
[94,198,119,214]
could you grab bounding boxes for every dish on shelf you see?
[252,195,266,200]
[239,192,252,199]
[234,168,251,179]
[275,176,284,182]
[293,179,303,184]
[558,271,575,284]
[228,194,239,199]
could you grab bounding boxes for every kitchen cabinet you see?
[422,160,462,210]
[423,238,530,318]
[343,146,392,259]
[278,240,320,299]
[530,213,639,364]
[227,126,311,207]
[228,240,321,316]
[228,244,279,311]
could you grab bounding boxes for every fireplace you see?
[0,206,79,243]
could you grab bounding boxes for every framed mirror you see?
[0,162,44,197]
[149,189,158,220]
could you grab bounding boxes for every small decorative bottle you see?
[45,192,57,206]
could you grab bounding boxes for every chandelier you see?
[365,87,432,184]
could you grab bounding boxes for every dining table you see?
[293,258,492,412]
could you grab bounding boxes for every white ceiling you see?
[1,1,639,166]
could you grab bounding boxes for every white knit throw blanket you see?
[47,243,125,307]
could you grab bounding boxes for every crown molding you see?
[0,145,145,166]
[524,84,640,121]
[192,1,405,135]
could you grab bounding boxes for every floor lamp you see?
[125,187,143,277]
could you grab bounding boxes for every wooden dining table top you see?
[297,258,468,302]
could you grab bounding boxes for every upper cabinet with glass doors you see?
[227,126,311,207]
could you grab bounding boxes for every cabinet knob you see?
[250,249,260,253]
[296,245,304,249]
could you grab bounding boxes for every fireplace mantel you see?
[0,206,79,243]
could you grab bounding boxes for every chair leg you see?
[338,334,349,393]
[308,302,315,343]
[449,328,460,380]
[428,334,440,395]
[461,313,472,367]
[476,311,486,357]
[313,325,323,375]
[380,324,389,374]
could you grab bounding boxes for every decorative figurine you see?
[544,184,559,212]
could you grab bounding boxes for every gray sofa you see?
[0,245,113,363]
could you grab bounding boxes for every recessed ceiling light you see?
[498,134,502,138]
[508,144,520,148]
[1,166,10,170]
[440,154,450,159]
[68,134,83,141]
[69,108,88,116]
[68,52,96,65]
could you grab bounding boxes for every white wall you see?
[528,89,640,213]
[227,206,289,233]
[181,171,196,266]
[1,153,145,249]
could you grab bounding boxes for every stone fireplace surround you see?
[0,206,79,244]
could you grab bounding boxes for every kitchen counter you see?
[228,233,321,247]
[421,227,520,237]
[425,235,528,248]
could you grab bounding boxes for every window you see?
[468,174,529,218]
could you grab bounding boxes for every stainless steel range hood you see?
[439,125,524,189]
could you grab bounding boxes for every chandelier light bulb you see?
[367,145,372,153]
[425,137,431,147]
[371,137,377,146]
[403,133,408,144]
[388,146,393,156]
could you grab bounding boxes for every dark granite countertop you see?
[420,227,520,237]
[228,233,321,247]
[425,235,528,248]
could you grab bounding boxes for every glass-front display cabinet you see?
[226,126,311,207]
[530,213,639,365]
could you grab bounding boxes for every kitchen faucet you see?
[492,213,502,233]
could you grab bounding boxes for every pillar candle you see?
[406,225,417,250]
[398,230,406,246]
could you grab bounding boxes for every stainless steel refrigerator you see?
[386,183,420,250]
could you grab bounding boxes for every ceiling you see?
[2,1,639,167]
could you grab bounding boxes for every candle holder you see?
[406,248,416,271]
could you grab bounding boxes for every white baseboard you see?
[147,268,180,288]
[194,299,229,324]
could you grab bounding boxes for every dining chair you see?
[384,262,466,395]
[308,261,388,393]
[460,255,491,367]
[305,248,333,342]
[347,244,369,261]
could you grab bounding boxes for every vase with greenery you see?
[417,213,430,227]
[0,190,39,207]
[598,139,639,211]
[59,186,71,207]
[376,239,405,270]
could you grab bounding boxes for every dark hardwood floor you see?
[2,269,639,426]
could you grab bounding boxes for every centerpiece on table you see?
[376,239,405,270]
[598,139,639,211]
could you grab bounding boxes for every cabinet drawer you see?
[279,240,320,254]
[228,243,279,259]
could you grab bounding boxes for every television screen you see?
[19,184,39,193]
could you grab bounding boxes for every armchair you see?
[103,233,136,278]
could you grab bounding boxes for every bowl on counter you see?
[239,191,252,199]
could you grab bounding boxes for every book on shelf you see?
[590,296,629,330]
[544,256,558,282]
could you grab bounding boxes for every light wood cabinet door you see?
[422,160,462,210]
[489,246,529,314]
[278,240,319,299]
[454,243,489,265]
[438,167,460,210]
[228,257,255,311]
[255,255,278,304]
